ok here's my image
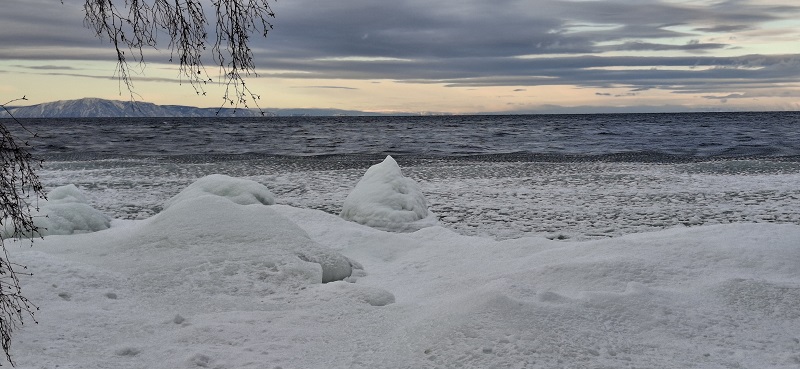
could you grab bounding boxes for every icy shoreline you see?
[7,161,800,368]
[39,156,800,240]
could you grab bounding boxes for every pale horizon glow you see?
[2,0,800,114]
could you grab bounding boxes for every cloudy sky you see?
[2,0,799,113]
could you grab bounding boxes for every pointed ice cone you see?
[340,156,438,232]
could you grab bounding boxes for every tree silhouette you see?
[81,0,276,113]
[0,97,44,366]
[0,1,277,364]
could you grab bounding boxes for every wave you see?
[24,112,800,163]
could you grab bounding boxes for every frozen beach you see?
[4,113,800,367]
[6,154,800,368]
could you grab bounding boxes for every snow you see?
[5,161,800,368]
[40,157,800,240]
[340,155,438,232]
[1,184,111,237]
[162,174,276,209]
[3,97,267,118]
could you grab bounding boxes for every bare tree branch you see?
[0,97,44,366]
[81,0,276,114]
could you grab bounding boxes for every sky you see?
[1,0,800,114]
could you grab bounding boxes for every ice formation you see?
[163,174,275,209]
[153,195,357,285]
[158,176,354,284]
[340,156,438,231]
[2,184,111,237]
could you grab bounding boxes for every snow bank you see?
[8,201,800,368]
[163,174,275,209]
[2,184,111,237]
[340,156,438,232]
[7,175,800,368]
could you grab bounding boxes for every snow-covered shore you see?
[7,160,800,368]
[38,156,800,241]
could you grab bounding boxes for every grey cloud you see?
[269,0,581,59]
[253,0,800,88]
[7,1,798,63]
[569,24,693,45]
[703,93,747,100]
[261,53,800,85]
[11,69,186,84]
[605,41,729,52]
[0,1,99,49]
[694,25,754,33]
[2,0,799,101]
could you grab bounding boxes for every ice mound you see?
[149,195,357,286]
[340,156,437,232]
[155,175,353,285]
[2,184,111,237]
[163,174,275,209]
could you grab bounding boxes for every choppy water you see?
[10,112,800,239]
[13,111,800,159]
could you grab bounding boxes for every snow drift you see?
[158,174,354,285]
[10,206,800,368]
[163,174,275,209]
[340,156,438,232]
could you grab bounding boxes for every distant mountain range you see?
[0,98,418,118]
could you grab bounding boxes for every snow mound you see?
[147,195,357,287]
[163,174,275,209]
[340,156,437,232]
[2,184,111,237]
[47,184,91,204]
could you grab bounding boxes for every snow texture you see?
[9,204,800,368]
[163,174,275,209]
[2,184,111,237]
[158,182,353,285]
[340,156,438,232]
[7,168,800,369]
[40,156,800,240]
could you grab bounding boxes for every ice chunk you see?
[296,249,357,283]
[163,174,275,209]
[340,156,437,232]
[2,184,111,237]
[47,183,90,204]
[37,185,112,236]
[33,202,111,236]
